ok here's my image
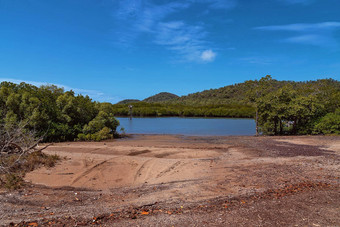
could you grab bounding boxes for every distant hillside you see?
[117,99,140,104]
[170,78,340,105]
[170,79,285,105]
[111,77,339,122]
[143,92,179,103]
[115,78,339,106]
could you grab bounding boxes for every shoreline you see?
[115,116,254,119]
[120,133,340,139]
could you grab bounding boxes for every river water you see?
[116,117,255,136]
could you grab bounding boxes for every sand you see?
[1,134,339,226]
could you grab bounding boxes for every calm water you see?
[116,117,255,136]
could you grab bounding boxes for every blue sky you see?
[0,0,339,103]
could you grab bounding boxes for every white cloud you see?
[0,78,121,103]
[200,49,217,62]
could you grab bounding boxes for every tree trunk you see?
[255,107,259,136]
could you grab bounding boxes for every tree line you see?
[112,102,254,118]
[1,76,339,142]
[0,82,119,141]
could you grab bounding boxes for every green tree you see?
[313,109,340,134]
[0,81,120,142]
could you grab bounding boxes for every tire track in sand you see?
[134,159,154,182]
[156,161,182,178]
[71,158,116,185]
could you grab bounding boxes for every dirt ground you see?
[0,135,339,226]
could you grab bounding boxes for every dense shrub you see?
[249,76,340,135]
[78,127,113,141]
[0,82,120,142]
[313,109,340,134]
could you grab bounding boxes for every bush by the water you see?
[313,109,340,134]
[247,76,340,135]
[0,82,120,142]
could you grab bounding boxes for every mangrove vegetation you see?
[1,75,339,142]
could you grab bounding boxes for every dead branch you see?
[0,121,47,173]
[34,144,52,153]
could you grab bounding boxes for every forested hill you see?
[169,78,340,105]
[111,77,339,121]
[169,79,285,105]
[116,78,340,106]
[117,99,140,104]
[143,92,179,103]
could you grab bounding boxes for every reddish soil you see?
[0,135,339,226]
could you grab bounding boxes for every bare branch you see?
[0,121,48,173]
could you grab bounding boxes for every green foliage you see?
[168,76,339,110]
[112,76,339,135]
[250,77,340,135]
[0,82,120,142]
[78,127,113,141]
[83,111,118,134]
[171,75,288,105]
[1,77,339,137]
[313,109,340,134]
[112,102,254,118]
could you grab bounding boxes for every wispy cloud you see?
[188,0,237,9]
[238,56,275,65]
[113,1,190,46]
[115,1,189,33]
[255,22,340,47]
[0,78,121,103]
[276,0,316,5]
[255,22,340,32]
[285,34,336,46]
[112,0,236,62]
[154,21,216,62]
